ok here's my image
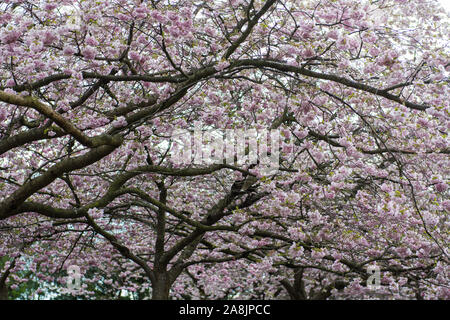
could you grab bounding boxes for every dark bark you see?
[0,283,7,300]
[0,261,14,301]
[280,268,307,300]
[151,182,171,300]
[151,272,171,300]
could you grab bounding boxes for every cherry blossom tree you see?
[0,0,448,300]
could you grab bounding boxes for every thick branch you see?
[0,91,96,147]
[0,136,122,220]
[232,59,431,111]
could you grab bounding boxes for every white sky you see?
[439,0,450,12]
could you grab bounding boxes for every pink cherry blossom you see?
[0,0,448,302]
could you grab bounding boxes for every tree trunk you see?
[0,283,8,300]
[151,273,170,300]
